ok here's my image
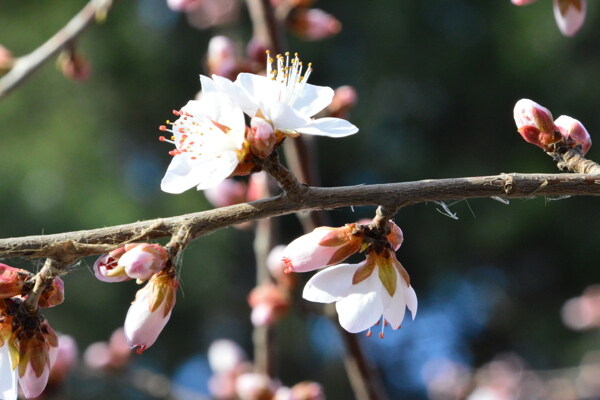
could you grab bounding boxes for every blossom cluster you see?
[207,338,326,400]
[94,243,178,354]
[281,221,417,336]
[513,98,591,154]
[159,52,358,194]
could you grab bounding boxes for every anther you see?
[159,126,167,131]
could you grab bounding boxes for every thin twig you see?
[0,0,115,100]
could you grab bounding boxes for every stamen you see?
[366,328,373,337]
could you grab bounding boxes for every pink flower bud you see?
[246,38,269,68]
[513,99,561,150]
[108,327,132,369]
[290,381,326,400]
[47,334,78,389]
[248,284,290,327]
[124,271,178,354]
[207,35,239,80]
[327,85,358,119]
[38,277,65,308]
[204,179,248,208]
[208,339,246,374]
[248,117,277,159]
[555,115,592,155]
[83,341,112,370]
[553,0,586,37]
[282,224,362,273]
[246,172,270,202]
[0,264,31,299]
[16,317,59,399]
[0,45,14,74]
[119,243,169,281]
[58,50,92,82]
[290,9,341,41]
[82,329,130,371]
[93,247,132,283]
[235,373,277,400]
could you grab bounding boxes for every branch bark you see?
[0,0,115,100]
[1,173,599,262]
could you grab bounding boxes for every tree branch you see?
[1,173,599,262]
[0,0,115,100]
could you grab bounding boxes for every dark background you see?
[1,1,600,399]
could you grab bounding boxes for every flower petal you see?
[0,343,17,400]
[292,83,334,117]
[405,285,418,319]
[161,151,239,193]
[335,274,383,333]
[267,102,311,131]
[381,272,407,329]
[302,262,363,303]
[295,117,358,137]
[234,73,274,116]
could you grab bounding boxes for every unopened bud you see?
[553,0,586,37]
[0,45,14,75]
[282,224,362,273]
[555,115,592,155]
[327,85,358,119]
[513,99,561,150]
[248,117,276,158]
[246,172,270,202]
[248,283,290,327]
[94,247,132,282]
[47,335,78,389]
[118,243,169,281]
[207,36,239,80]
[204,179,248,208]
[0,263,31,299]
[58,50,91,82]
[124,270,178,354]
[289,9,341,41]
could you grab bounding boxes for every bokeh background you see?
[2,0,600,399]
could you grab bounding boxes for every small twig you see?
[0,0,115,100]
[23,258,64,311]
[258,152,308,198]
[551,148,600,174]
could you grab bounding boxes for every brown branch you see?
[1,173,599,261]
[0,0,115,100]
